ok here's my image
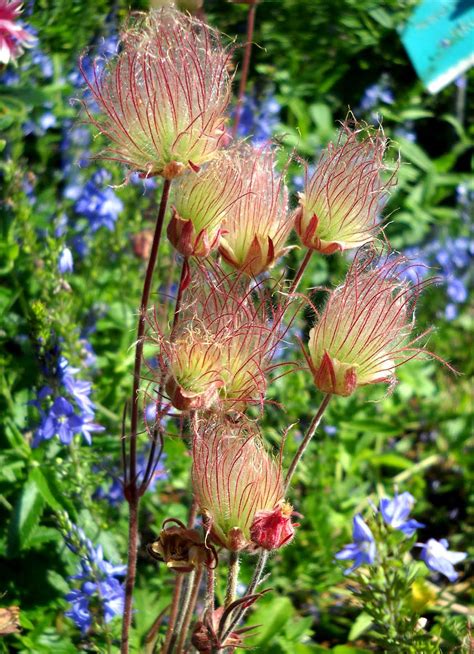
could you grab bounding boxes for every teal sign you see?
[401,0,474,94]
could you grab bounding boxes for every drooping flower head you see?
[81,7,232,179]
[295,117,396,254]
[167,150,245,257]
[163,327,224,412]
[0,1,36,65]
[219,144,294,276]
[306,248,434,396]
[192,417,286,551]
[150,265,290,413]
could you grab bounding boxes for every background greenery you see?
[0,0,472,651]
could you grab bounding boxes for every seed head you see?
[167,151,245,257]
[295,118,395,254]
[192,417,285,551]
[219,144,294,276]
[306,248,434,396]
[81,7,232,179]
[153,265,288,413]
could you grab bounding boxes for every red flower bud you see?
[250,501,298,550]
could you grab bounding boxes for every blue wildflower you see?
[58,247,74,274]
[419,538,466,582]
[379,492,424,537]
[74,170,123,232]
[335,514,377,574]
[95,450,167,506]
[235,90,281,143]
[360,79,394,112]
[34,396,83,446]
[64,522,126,634]
[38,111,56,131]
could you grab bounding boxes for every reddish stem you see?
[121,178,172,654]
[171,257,189,335]
[232,2,257,138]
[288,248,313,296]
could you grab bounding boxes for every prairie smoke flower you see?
[163,328,224,411]
[219,144,294,276]
[306,250,432,396]
[192,418,286,551]
[167,151,244,257]
[0,0,36,65]
[295,119,395,254]
[152,267,287,412]
[81,8,232,179]
[249,501,297,551]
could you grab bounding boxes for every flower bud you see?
[306,248,433,396]
[296,118,395,254]
[219,144,294,276]
[81,7,232,179]
[192,418,284,551]
[167,152,244,257]
[250,501,298,550]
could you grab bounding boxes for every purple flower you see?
[34,396,83,446]
[79,416,104,445]
[38,111,56,131]
[380,492,424,537]
[65,578,124,634]
[65,587,92,633]
[335,514,377,574]
[95,451,167,506]
[58,247,74,274]
[74,172,123,232]
[360,80,394,112]
[419,538,466,582]
[64,523,126,634]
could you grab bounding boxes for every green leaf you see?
[368,453,413,470]
[29,467,74,515]
[368,8,393,28]
[348,611,373,640]
[398,138,433,172]
[7,476,45,555]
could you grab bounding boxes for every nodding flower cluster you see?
[192,417,296,552]
[149,266,291,415]
[305,248,434,396]
[295,118,396,254]
[78,5,449,648]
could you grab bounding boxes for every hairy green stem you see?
[175,566,203,653]
[224,551,240,609]
[168,570,196,653]
[220,549,269,643]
